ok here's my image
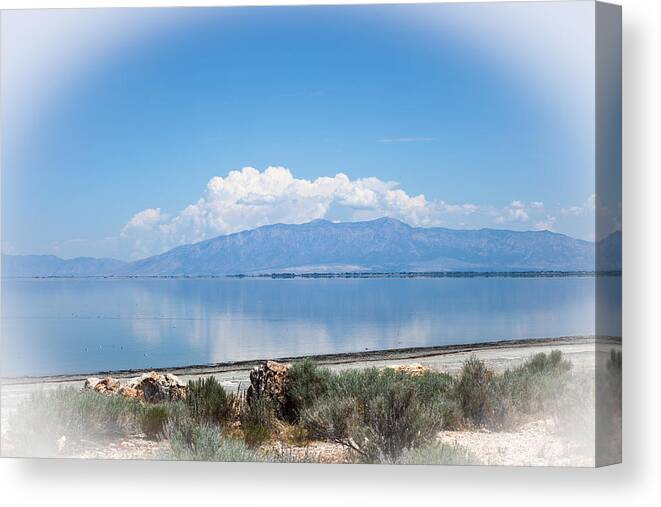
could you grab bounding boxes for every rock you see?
[83,376,121,395]
[118,386,141,399]
[83,371,187,402]
[247,360,291,408]
[125,371,187,403]
[382,363,429,376]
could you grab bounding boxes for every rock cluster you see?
[83,371,187,402]
[84,377,121,395]
[126,372,188,402]
[246,360,291,407]
[382,363,429,376]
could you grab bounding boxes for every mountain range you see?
[1,254,126,277]
[1,218,621,277]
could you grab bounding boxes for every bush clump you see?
[141,404,170,439]
[284,359,333,421]
[409,369,455,403]
[522,350,572,375]
[164,420,261,462]
[302,368,443,463]
[455,350,574,429]
[455,357,498,427]
[186,376,232,425]
[240,395,277,447]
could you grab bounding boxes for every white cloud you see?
[535,217,557,231]
[444,203,479,214]
[493,201,561,229]
[561,194,596,216]
[500,200,529,222]
[122,208,167,231]
[120,167,451,258]
[115,167,599,259]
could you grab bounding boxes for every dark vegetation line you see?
[234,270,622,279]
[2,270,621,280]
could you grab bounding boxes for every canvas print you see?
[0,1,621,466]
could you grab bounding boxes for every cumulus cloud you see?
[535,217,557,231]
[116,166,598,259]
[120,167,459,258]
[122,208,167,231]
[506,200,530,222]
[561,194,596,216]
[495,200,532,223]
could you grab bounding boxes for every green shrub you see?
[164,420,261,462]
[502,351,572,417]
[410,370,462,429]
[186,376,232,425]
[141,404,170,439]
[302,368,443,463]
[301,394,357,445]
[284,360,333,421]
[523,350,572,374]
[396,443,481,466]
[455,352,574,430]
[409,370,455,403]
[455,357,497,427]
[240,395,276,447]
[352,378,441,463]
[241,394,276,428]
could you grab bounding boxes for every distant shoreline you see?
[0,335,621,385]
[1,270,622,280]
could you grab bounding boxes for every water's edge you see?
[0,335,620,385]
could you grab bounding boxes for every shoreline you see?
[0,335,620,386]
[2,271,621,280]
[1,335,621,436]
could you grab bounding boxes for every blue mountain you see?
[117,218,599,275]
[3,218,618,277]
[1,254,126,277]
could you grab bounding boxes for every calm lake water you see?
[0,277,621,377]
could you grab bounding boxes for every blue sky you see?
[1,3,605,260]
